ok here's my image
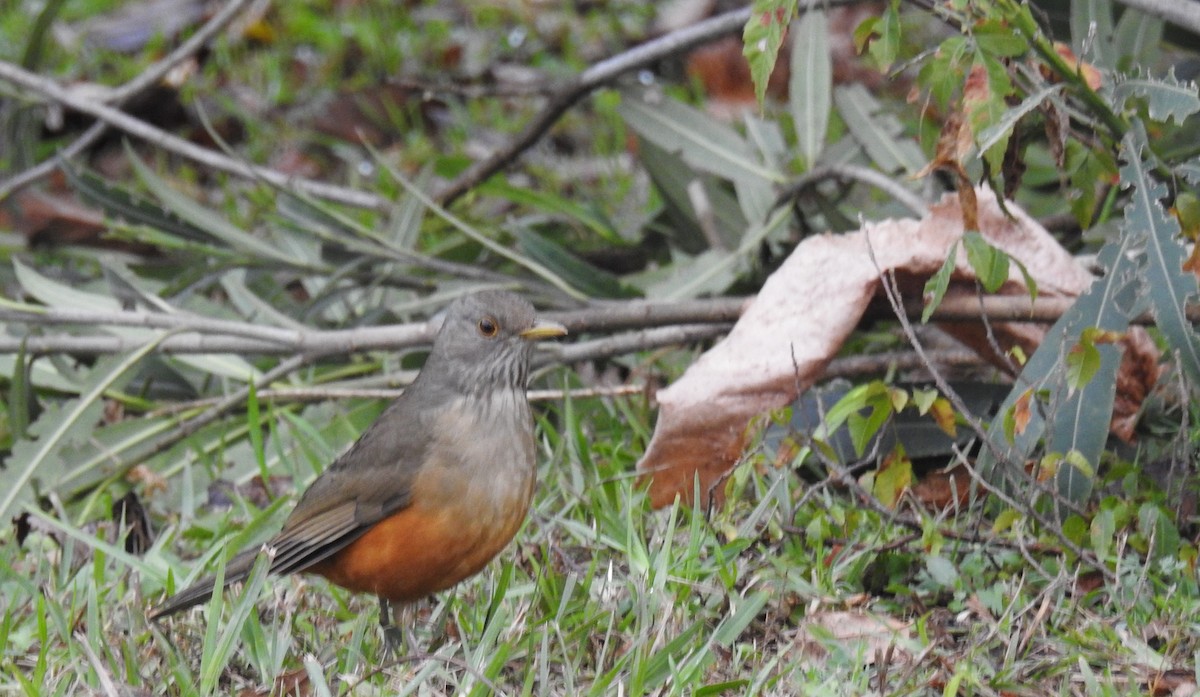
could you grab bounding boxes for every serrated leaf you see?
[978,233,1137,501]
[742,0,797,107]
[619,89,784,186]
[1109,68,1200,125]
[1122,125,1200,383]
[789,9,831,166]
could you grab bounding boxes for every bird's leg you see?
[378,596,404,653]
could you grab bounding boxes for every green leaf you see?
[127,150,306,266]
[976,84,1064,157]
[1138,503,1180,560]
[864,0,901,71]
[1070,0,1115,69]
[482,180,626,245]
[742,0,797,107]
[966,52,1014,171]
[789,9,831,166]
[712,591,769,646]
[1121,125,1200,383]
[833,85,926,174]
[619,89,784,185]
[1090,507,1116,559]
[924,555,959,587]
[0,349,154,521]
[1109,68,1200,125]
[515,228,637,299]
[1112,7,1163,69]
[962,232,1009,293]
[8,339,31,439]
[872,449,913,508]
[1065,333,1101,392]
[922,242,957,323]
[973,19,1028,58]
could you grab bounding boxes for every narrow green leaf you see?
[976,84,1064,156]
[833,85,926,174]
[789,9,831,166]
[0,344,158,520]
[514,228,637,299]
[712,591,769,647]
[1112,8,1163,68]
[618,89,784,185]
[8,339,31,438]
[922,243,958,323]
[127,151,304,266]
[1070,0,1115,68]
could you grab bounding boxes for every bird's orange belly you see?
[306,501,528,602]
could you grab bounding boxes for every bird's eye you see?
[477,316,499,337]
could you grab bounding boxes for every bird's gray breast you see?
[417,389,537,525]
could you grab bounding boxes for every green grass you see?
[3,381,1199,695]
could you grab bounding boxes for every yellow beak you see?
[520,319,568,340]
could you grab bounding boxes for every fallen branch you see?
[0,292,1187,357]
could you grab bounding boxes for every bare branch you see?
[436,0,870,206]
[0,292,1188,358]
[0,0,261,199]
[776,164,931,218]
[0,59,388,210]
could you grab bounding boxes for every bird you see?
[147,290,567,644]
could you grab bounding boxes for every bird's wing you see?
[262,395,438,574]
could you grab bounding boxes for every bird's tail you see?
[146,547,261,620]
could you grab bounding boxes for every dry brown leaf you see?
[793,610,913,667]
[637,187,1096,508]
[911,463,976,510]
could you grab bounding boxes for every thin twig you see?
[775,163,931,218]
